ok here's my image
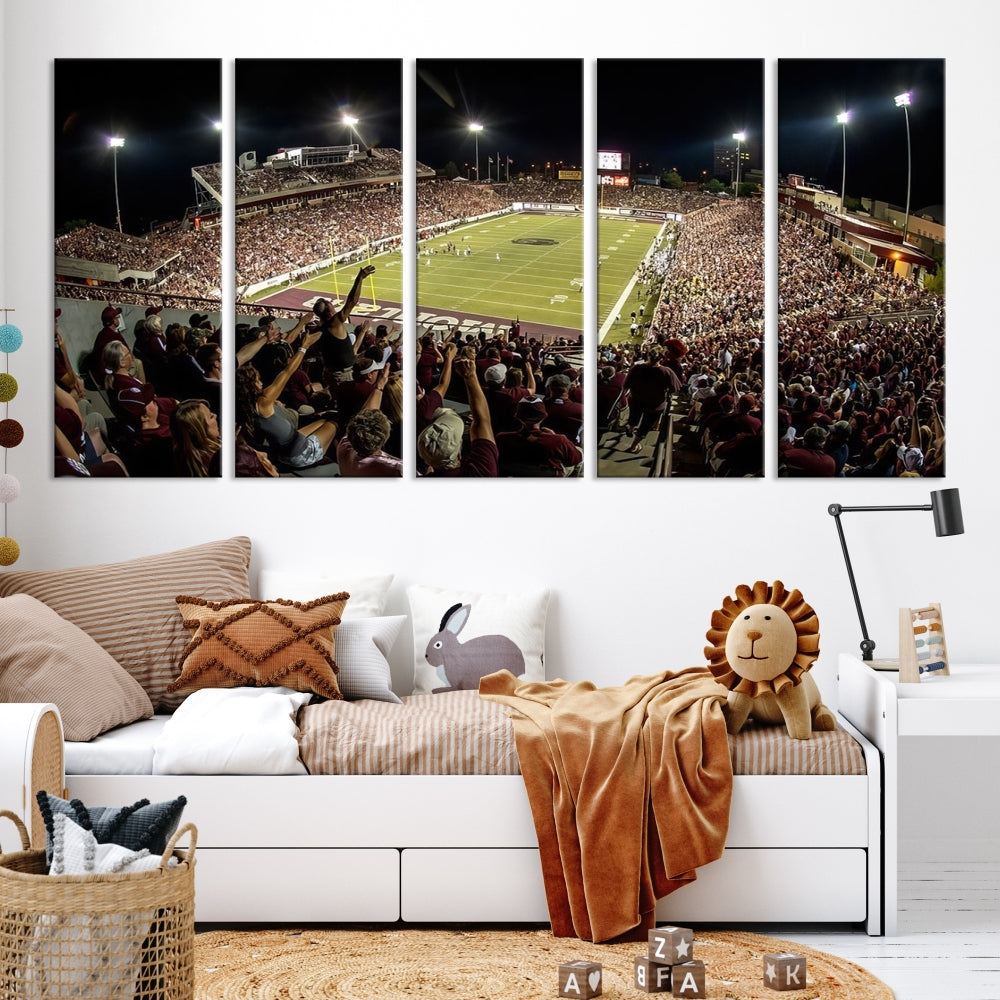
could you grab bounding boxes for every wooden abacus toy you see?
[898,603,950,684]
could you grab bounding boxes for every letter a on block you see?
[677,972,697,994]
[559,960,601,998]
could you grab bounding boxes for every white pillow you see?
[407,585,549,695]
[335,615,406,703]
[152,687,311,775]
[257,570,393,620]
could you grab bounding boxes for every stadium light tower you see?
[836,111,850,213]
[108,136,125,233]
[469,122,483,181]
[342,113,360,149]
[894,92,912,244]
[732,131,746,201]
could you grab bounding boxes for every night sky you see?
[54,60,222,235]
[235,59,402,165]
[597,59,764,180]
[778,58,945,212]
[416,59,583,176]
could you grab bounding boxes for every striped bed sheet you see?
[297,689,867,777]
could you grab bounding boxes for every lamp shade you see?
[931,488,964,537]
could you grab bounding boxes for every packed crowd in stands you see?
[235,186,403,287]
[598,199,765,476]
[598,186,718,214]
[54,303,225,478]
[775,215,945,476]
[415,320,583,477]
[232,265,406,477]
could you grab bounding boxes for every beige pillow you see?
[0,537,252,710]
[0,594,153,741]
[167,594,349,700]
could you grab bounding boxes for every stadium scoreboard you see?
[597,150,630,171]
[598,149,630,186]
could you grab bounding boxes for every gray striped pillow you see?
[0,537,252,711]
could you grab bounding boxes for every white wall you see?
[2,1,996,861]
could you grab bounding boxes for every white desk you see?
[837,655,1000,934]
[866,661,1000,736]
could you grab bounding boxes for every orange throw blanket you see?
[479,668,733,943]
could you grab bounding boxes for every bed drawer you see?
[401,848,549,922]
[656,848,868,923]
[194,848,400,922]
[727,775,870,846]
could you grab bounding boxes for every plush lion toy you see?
[704,581,837,740]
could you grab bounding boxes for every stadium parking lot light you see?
[108,136,125,233]
[469,122,484,181]
[836,112,850,212]
[732,132,746,201]
[894,92,913,245]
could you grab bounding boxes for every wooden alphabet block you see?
[764,952,807,991]
[558,960,602,998]
[634,955,673,993]
[648,925,694,965]
[671,960,706,998]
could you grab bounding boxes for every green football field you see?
[417,213,584,333]
[272,249,405,310]
[597,215,664,344]
[257,210,663,342]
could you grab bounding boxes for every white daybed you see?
[58,711,883,934]
[0,538,885,935]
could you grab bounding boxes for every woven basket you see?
[0,809,196,1000]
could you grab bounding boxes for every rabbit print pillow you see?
[406,584,549,695]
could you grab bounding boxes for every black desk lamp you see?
[828,488,964,661]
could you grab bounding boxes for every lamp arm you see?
[828,503,876,660]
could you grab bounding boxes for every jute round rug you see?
[193,927,894,999]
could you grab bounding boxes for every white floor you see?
[772,863,1000,999]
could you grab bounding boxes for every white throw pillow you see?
[335,615,406,703]
[407,585,548,695]
[152,687,311,775]
[257,570,393,620]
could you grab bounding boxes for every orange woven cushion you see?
[167,594,349,699]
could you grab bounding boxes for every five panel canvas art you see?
[52,58,945,480]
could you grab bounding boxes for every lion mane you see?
[704,580,820,699]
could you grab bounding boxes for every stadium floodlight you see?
[894,92,913,244]
[837,112,850,212]
[469,122,484,182]
[108,137,125,233]
[732,132,746,201]
[342,113,361,149]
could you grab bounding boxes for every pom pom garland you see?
[0,419,22,448]
[0,536,20,566]
[0,474,19,503]
[0,373,17,403]
[0,324,23,354]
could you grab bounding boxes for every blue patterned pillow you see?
[36,790,186,865]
